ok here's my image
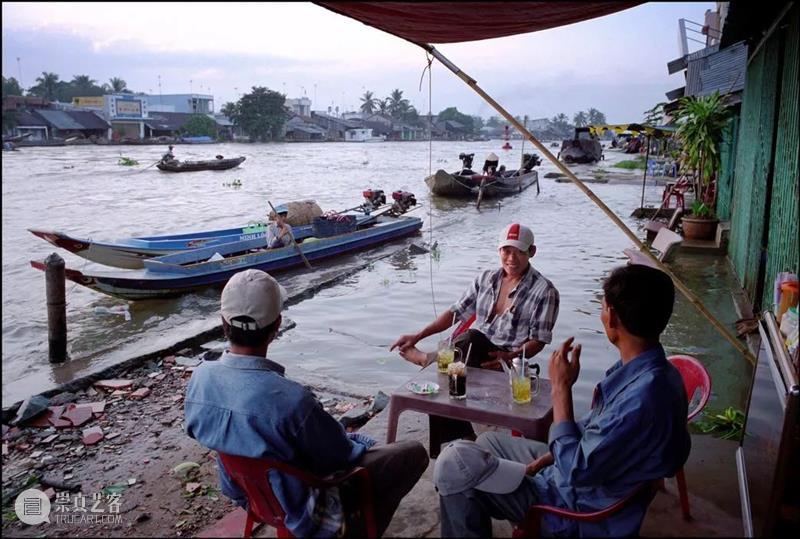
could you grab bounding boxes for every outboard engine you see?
[458,152,475,173]
[362,188,386,208]
[388,190,417,215]
[521,153,542,172]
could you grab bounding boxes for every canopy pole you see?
[640,134,651,209]
[423,44,755,366]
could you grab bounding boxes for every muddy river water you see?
[2,141,750,412]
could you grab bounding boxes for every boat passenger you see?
[391,223,559,441]
[185,270,428,538]
[433,264,691,537]
[483,152,500,176]
[266,208,293,249]
[161,145,175,163]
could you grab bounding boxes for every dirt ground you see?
[1,349,372,537]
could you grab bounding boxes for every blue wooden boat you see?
[29,214,423,300]
[29,215,375,270]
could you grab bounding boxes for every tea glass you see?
[437,343,460,374]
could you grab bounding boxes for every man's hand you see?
[525,452,554,476]
[548,337,581,392]
[390,334,419,352]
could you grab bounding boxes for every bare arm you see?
[390,308,459,352]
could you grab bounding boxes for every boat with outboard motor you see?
[425,151,541,199]
[28,190,391,269]
[29,191,421,300]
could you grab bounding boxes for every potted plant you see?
[682,200,719,241]
[674,91,730,240]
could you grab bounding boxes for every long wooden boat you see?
[29,214,423,300]
[425,169,539,198]
[156,156,245,172]
[28,215,377,270]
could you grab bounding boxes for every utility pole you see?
[158,74,162,106]
[16,57,23,91]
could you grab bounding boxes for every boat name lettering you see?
[238,233,265,241]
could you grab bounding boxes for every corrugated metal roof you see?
[145,112,193,131]
[35,110,86,130]
[686,41,747,97]
[15,111,47,126]
[67,111,110,129]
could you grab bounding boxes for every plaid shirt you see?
[451,265,559,348]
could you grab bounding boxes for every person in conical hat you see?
[483,152,500,175]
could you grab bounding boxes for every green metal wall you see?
[763,6,799,312]
[717,114,740,220]
[728,4,800,310]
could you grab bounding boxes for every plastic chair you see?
[667,354,711,521]
[217,453,378,538]
[512,479,661,538]
[624,227,683,267]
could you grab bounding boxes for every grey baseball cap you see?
[221,269,287,330]
[433,440,527,496]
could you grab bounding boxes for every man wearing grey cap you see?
[185,269,428,537]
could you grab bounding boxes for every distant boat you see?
[157,156,245,172]
[558,127,603,164]
[180,135,215,144]
[425,152,541,199]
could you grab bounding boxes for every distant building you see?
[285,97,311,117]
[142,94,214,114]
[103,94,149,140]
[12,109,109,141]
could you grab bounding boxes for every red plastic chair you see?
[512,479,661,538]
[451,313,475,340]
[217,453,378,538]
[667,354,711,521]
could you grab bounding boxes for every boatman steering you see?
[266,207,293,249]
[390,223,560,442]
[161,145,175,163]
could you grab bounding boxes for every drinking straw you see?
[447,312,457,347]
[464,342,473,366]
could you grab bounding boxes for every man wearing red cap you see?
[392,223,559,370]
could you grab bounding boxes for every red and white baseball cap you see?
[498,223,534,252]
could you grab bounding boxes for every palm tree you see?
[360,91,377,115]
[587,108,606,126]
[377,98,389,115]
[573,111,588,128]
[33,72,60,101]
[108,77,128,93]
[387,89,410,118]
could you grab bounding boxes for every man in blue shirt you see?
[185,269,428,537]
[433,264,691,537]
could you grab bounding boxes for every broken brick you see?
[82,426,104,446]
[129,388,151,400]
[94,379,133,391]
[62,404,93,428]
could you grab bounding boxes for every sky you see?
[2,2,715,123]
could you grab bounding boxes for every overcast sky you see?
[2,2,714,123]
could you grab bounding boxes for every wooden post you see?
[45,252,67,363]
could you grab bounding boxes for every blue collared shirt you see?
[530,345,690,536]
[184,351,372,537]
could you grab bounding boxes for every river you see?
[2,141,749,413]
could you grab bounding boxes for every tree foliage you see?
[549,113,572,138]
[3,76,24,97]
[586,108,606,126]
[437,107,475,133]
[573,111,588,128]
[224,86,288,142]
[360,91,377,114]
[180,114,217,138]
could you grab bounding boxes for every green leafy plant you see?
[674,91,731,212]
[690,200,715,219]
[694,406,745,440]
[118,156,139,166]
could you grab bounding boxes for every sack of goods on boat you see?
[269,200,324,226]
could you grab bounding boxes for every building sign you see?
[72,96,104,108]
[115,98,142,117]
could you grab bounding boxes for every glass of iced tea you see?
[447,361,467,399]
[437,342,458,374]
